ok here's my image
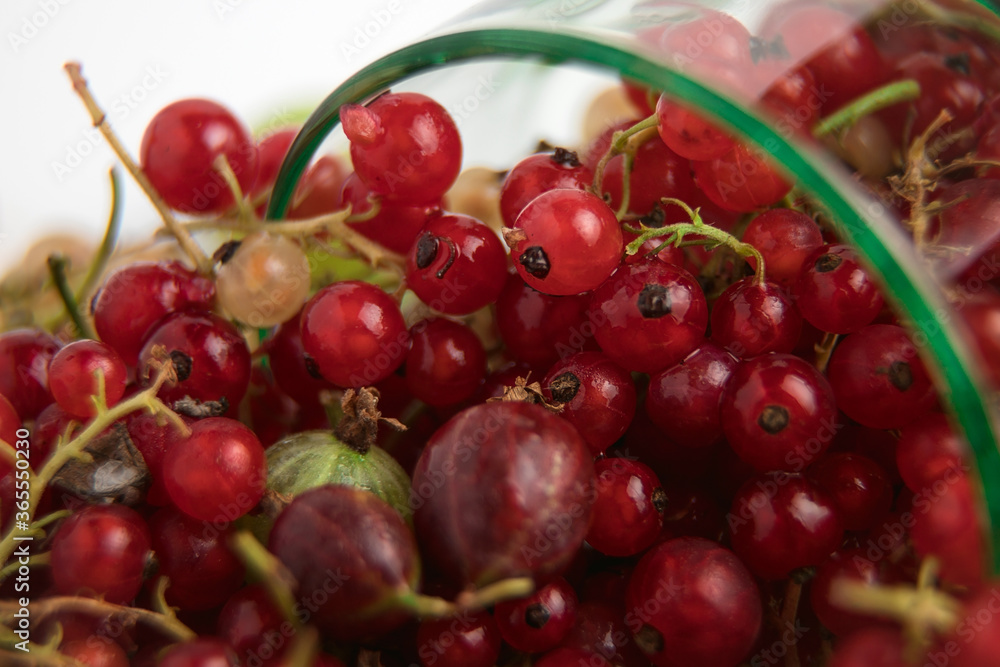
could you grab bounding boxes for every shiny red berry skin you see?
[412,401,595,588]
[48,340,127,418]
[729,472,844,580]
[91,260,216,366]
[60,639,129,667]
[692,143,792,213]
[826,628,908,667]
[509,189,623,296]
[217,584,287,666]
[808,453,893,532]
[342,92,461,204]
[495,577,578,653]
[599,134,705,219]
[0,394,20,448]
[721,353,838,472]
[827,325,937,430]
[149,506,246,611]
[405,318,487,407]
[742,208,824,290]
[656,93,735,161]
[910,471,985,588]
[586,458,664,557]
[646,342,737,449]
[416,610,501,667]
[158,638,240,667]
[406,213,507,315]
[625,537,762,667]
[269,485,420,642]
[141,98,258,214]
[896,413,968,493]
[265,307,336,408]
[494,273,597,367]
[287,154,349,220]
[0,328,61,419]
[541,351,636,455]
[499,149,593,227]
[535,647,609,667]
[710,278,802,357]
[300,281,409,388]
[794,244,884,334]
[162,417,266,522]
[809,548,896,637]
[588,260,708,373]
[249,127,297,203]
[340,172,442,255]
[138,310,251,409]
[50,504,151,604]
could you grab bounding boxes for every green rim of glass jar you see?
[268,7,1000,573]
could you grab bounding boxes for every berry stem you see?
[830,558,961,660]
[0,360,185,578]
[63,62,213,275]
[814,332,839,374]
[614,149,636,221]
[625,198,766,284]
[229,530,304,632]
[813,79,920,138]
[0,551,49,580]
[47,254,96,340]
[591,113,658,197]
[75,168,122,305]
[213,154,255,224]
[0,595,196,643]
[401,577,535,619]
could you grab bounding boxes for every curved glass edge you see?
[267,26,1000,573]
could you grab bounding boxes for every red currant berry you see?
[826,628,908,667]
[265,307,335,408]
[721,353,838,472]
[625,536,762,667]
[248,127,297,204]
[48,340,127,418]
[406,213,507,315]
[495,577,578,653]
[91,260,216,366]
[808,452,893,532]
[794,244,884,334]
[138,310,252,410]
[645,342,737,449]
[287,154,349,220]
[300,281,408,388]
[341,92,461,204]
[0,328,61,419]
[809,548,897,637]
[405,318,486,407]
[586,458,664,557]
[692,143,792,213]
[140,98,258,214]
[60,638,129,667]
[149,506,246,610]
[910,471,985,588]
[217,584,287,666]
[742,208,824,290]
[896,413,968,493]
[416,610,501,667]
[588,260,708,373]
[710,278,802,357]
[729,471,844,580]
[50,504,151,604]
[541,351,636,455]
[656,93,735,161]
[508,189,623,296]
[162,417,266,522]
[158,638,240,667]
[494,273,597,367]
[499,148,593,227]
[339,172,442,255]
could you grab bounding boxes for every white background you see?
[0,0,489,276]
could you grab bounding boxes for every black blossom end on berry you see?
[303,354,323,380]
[172,396,229,418]
[635,624,665,655]
[637,284,671,318]
[758,405,790,434]
[814,253,842,273]
[944,51,971,75]
[414,233,438,269]
[549,372,581,404]
[169,350,193,382]
[652,487,667,515]
[213,239,242,265]
[551,147,581,168]
[888,361,913,391]
[519,246,551,279]
[524,603,550,629]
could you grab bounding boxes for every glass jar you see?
[268,0,1000,574]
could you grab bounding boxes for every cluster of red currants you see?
[5,2,1000,667]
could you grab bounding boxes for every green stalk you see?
[813,80,920,138]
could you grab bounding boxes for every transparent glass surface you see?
[267,0,1000,571]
